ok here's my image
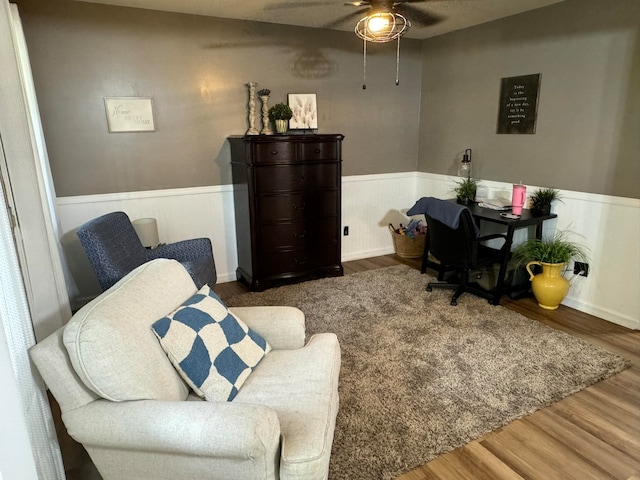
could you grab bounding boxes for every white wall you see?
[57,185,238,305]
[341,172,420,261]
[414,173,640,330]
[57,172,640,329]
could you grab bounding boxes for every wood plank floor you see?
[65,254,639,480]
[218,254,640,480]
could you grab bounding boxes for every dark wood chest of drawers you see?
[228,134,344,291]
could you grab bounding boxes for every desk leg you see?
[492,226,515,305]
[536,221,544,240]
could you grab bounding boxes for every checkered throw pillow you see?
[152,285,271,401]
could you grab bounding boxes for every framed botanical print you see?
[288,93,318,130]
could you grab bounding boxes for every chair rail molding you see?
[415,172,640,330]
[57,173,639,330]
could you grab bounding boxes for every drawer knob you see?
[290,174,305,181]
[292,202,306,211]
[270,150,278,155]
[294,257,308,265]
[314,148,321,153]
[294,231,306,239]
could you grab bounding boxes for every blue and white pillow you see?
[152,285,271,401]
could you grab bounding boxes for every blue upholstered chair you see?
[76,211,216,291]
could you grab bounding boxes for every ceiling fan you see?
[334,1,444,87]
[267,1,445,88]
[267,1,444,37]
[326,0,444,38]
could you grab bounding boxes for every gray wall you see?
[418,0,640,199]
[15,0,640,199]
[16,0,422,196]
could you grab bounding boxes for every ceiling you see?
[73,0,565,39]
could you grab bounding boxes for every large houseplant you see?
[513,231,589,310]
[268,103,293,134]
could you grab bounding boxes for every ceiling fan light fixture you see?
[355,12,410,43]
[367,14,389,32]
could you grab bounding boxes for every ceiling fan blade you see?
[345,1,370,6]
[264,1,336,11]
[324,8,370,28]
[396,4,444,27]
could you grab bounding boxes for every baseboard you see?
[342,247,395,262]
[217,271,238,284]
[57,173,639,330]
[414,172,640,331]
[562,297,640,330]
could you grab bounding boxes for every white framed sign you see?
[104,97,155,133]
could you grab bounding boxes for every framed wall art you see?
[288,93,318,130]
[496,74,541,134]
[104,97,155,133]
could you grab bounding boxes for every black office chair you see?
[408,197,509,306]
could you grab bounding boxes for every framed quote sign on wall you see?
[104,97,155,133]
[496,74,541,134]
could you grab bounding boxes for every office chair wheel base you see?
[426,286,433,292]
[450,298,457,306]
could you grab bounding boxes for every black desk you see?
[468,203,557,304]
[421,201,557,304]
[465,203,556,242]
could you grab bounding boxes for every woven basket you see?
[388,224,426,258]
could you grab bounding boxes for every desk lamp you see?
[458,148,472,180]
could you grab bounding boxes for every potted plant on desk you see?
[513,230,589,310]
[453,178,478,205]
[530,187,561,216]
[268,103,293,134]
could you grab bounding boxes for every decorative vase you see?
[275,119,288,134]
[260,95,273,135]
[246,82,258,135]
[525,261,570,310]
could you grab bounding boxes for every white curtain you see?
[0,181,64,479]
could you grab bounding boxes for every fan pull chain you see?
[395,36,400,86]
[362,38,367,90]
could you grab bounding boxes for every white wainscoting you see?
[341,172,418,261]
[57,172,639,329]
[57,185,239,306]
[414,172,640,330]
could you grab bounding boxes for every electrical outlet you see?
[343,226,349,236]
[573,262,589,277]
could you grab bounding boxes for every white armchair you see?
[30,259,341,480]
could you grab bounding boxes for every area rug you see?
[226,265,631,480]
